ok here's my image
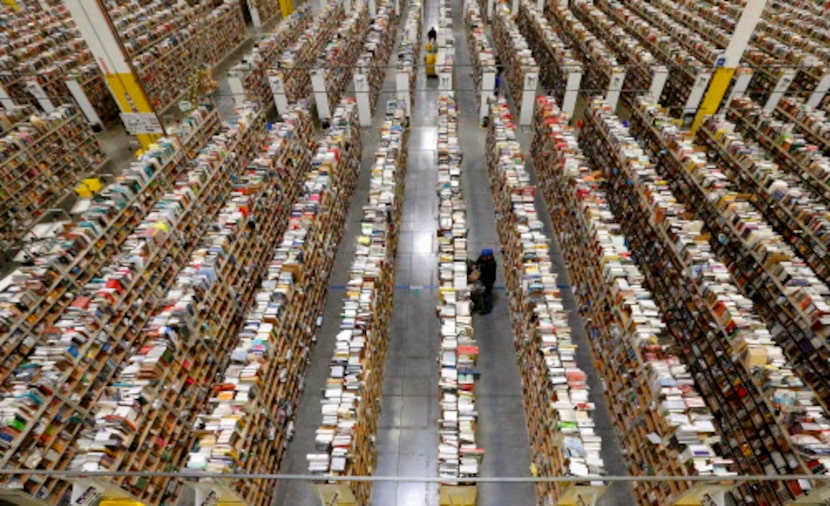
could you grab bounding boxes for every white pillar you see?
[247,0,262,26]
[227,73,245,105]
[763,69,796,113]
[268,74,289,117]
[562,68,582,119]
[511,0,518,14]
[311,69,331,121]
[24,79,55,113]
[368,0,376,16]
[354,73,372,127]
[65,78,103,127]
[648,66,669,101]
[396,71,411,117]
[519,71,538,126]
[726,69,753,105]
[343,0,351,14]
[536,0,544,10]
[486,0,494,20]
[480,69,495,125]
[807,71,830,108]
[606,68,626,111]
[683,70,712,116]
[0,84,16,110]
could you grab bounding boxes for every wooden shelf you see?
[227,5,314,106]
[185,104,363,506]
[515,2,578,106]
[486,97,606,505]
[355,3,397,113]
[776,97,830,157]
[532,94,736,506]
[396,0,424,110]
[491,3,537,117]
[581,97,828,505]
[0,106,106,247]
[0,103,248,505]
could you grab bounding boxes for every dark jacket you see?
[476,255,496,286]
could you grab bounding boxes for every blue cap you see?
[481,248,493,256]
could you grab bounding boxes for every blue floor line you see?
[326,284,570,290]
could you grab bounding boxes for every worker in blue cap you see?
[475,248,497,314]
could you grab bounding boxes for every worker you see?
[475,248,497,314]
[428,26,437,43]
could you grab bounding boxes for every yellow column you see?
[2,0,19,10]
[279,0,294,17]
[64,0,162,150]
[690,0,767,135]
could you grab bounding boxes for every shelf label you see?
[648,66,669,102]
[807,71,830,108]
[726,69,753,105]
[562,69,583,119]
[71,484,104,506]
[311,69,331,121]
[354,74,372,127]
[269,75,289,116]
[519,72,538,126]
[120,112,165,135]
[65,78,103,127]
[24,78,55,113]
[683,70,712,115]
[763,69,796,113]
[606,68,626,111]
[0,83,16,110]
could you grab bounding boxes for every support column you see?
[354,73,372,126]
[519,71,538,126]
[311,69,331,121]
[763,69,796,113]
[279,0,294,17]
[691,0,767,133]
[606,68,626,111]
[247,0,262,27]
[561,67,582,120]
[268,74,289,117]
[396,70,411,117]
[648,66,669,102]
[480,68,495,125]
[725,67,753,105]
[64,0,163,149]
[807,71,830,108]
[2,0,19,11]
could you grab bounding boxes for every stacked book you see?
[271,3,346,105]
[491,4,538,117]
[486,97,606,504]
[776,97,830,156]
[544,1,617,103]
[727,96,830,206]
[0,105,106,246]
[185,103,362,506]
[59,104,314,505]
[0,6,118,121]
[0,104,220,392]
[315,1,371,116]
[594,0,706,115]
[464,0,497,113]
[227,5,314,106]
[515,2,579,105]
[583,98,830,504]
[436,95,483,482]
[307,100,406,505]
[396,0,424,110]
[354,2,397,113]
[532,94,736,505]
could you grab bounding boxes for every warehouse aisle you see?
[451,5,538,506]
[370,1,441,505]
[271,6,413,505]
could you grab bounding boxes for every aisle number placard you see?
[120,112,165,135]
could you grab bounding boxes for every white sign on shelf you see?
[683,70,712,115]
[562,68,583,120]
[227,74,245,105]
[725,69,753,105]
[606,68,626,111]
[480,70,495,125]
[268,74,289,117]
[65,78,102,127]
[807,71,830,108]
[25,79,55,113]
[763,69,796,113]
[519,71,538,126]
[311,69,331,121]
[0,84,16,110]
[120,112,165,135]
[648,66,669,102]
[247,0,262,26]
[354,73,372,127]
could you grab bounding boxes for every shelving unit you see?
[592,0,707,116]
[486,96,606,506]
[130,0,248,112]
[0,103,258,505]
[185,104,363,506]
[436,95,482,496]
[57,104,294,506]
[227,5,314,106]
[726,97,830,209]
[247,0,282,26]
[581,98,830,505]
[306,101,402,506]
[776,96,830,156]
[532,94,736,506]
[270,3,346,106]
[515,2,579,107]
[0,105,106,247]
[630,95,830,429]
[354,3,397,115]
[395,0,423,115]
[0,105,219,392]
[490,3,537,118]
[464,0,496,123]
[315,2,371,118]
[0,6,118,122]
